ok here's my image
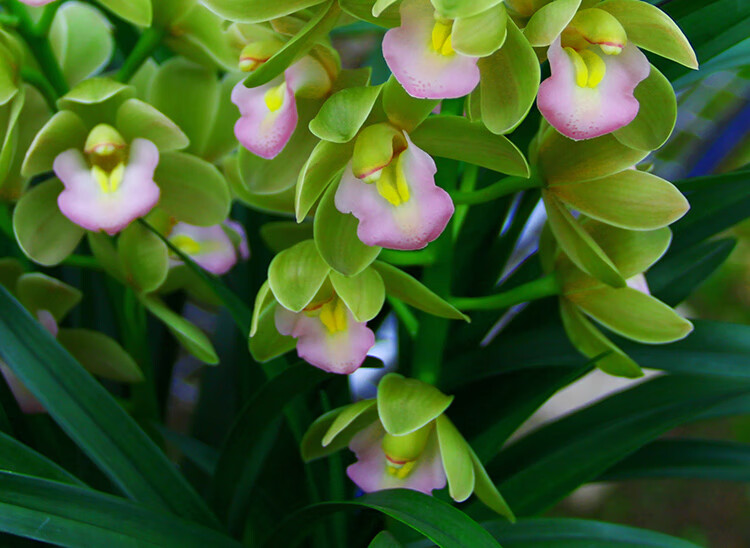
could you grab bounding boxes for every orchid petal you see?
[169,223,238,276]
[538,38,650,140]
[346,421,447,494]
[275,305,375,375]
[19,0,55,5]
[382,0,480,99]
[335,136,454,250]
[54,139,160,235]
[231,78,298,160]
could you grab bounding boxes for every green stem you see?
[7,0,68,97]
[36,0,61,36]
[0,13,19,27]
[20,68,57,111]
[388,296,419,339]
[379,248,436,267]
[117,26,165,83]
[61,254,102,270]
[451,175,541,205]
[450,274,562,311]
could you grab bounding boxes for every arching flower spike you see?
[537,9,650,140]
[383,0,480,99]
[53,124,160,235]
[335,124,454,250]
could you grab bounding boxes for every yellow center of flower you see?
[374,154,410,207]
[431,19,455,56]
[92,163,125,194]
[565,47,607,89]
[318,297,348,334]
[382,423,433,479]
[170,234,202,255]
[264,82,287,112]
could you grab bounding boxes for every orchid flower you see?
[301,373,515,519]
[168,221,249,276]
[275,294,376,375]
[53,124,160,235]
[382,0,481,99]
[537,8,650,140]
[335,123,454,250]
[232,42,334,159]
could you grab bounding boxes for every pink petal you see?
[346,421,447,494]
[169,223,238,276]
[55,139,160,235]
[224,220,251,260]
[382,0,480,99]
[626,274,650,295]
[275,305,375,375]
[335,135,454,250]
[231,78,298,160]
[20,0,54,5]
[37,310,59,338]
[538,38,651,140]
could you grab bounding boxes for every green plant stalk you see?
[117,26,166,83]
[450,274,562,311]
[451,175,541,205]
[410,98,463,386]
[388,296,419,339]
[19,68,58,111]
[7,0,68,97]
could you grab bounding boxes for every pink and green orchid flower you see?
[537,8,650,140]
[383,0,480,99]
[275,294,376,375]
[168,221,249,276]
[301,373,515,519]
[53,124,160,235]
[335,123,454,250]
[232,47,334,159]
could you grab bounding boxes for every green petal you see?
[322,399,377,446]
[13,179,84,266]
[309,85,383,143]
[551,170,688,230]
[96,0,152,26]
[431,0,504,19]
[598,0,698,69]
[542,191,625,288]
[452,3,507,57]
[523,0,581,47]
[559,298,643,378]
[250,280,274,338]
[200,0,326,23]
[57,78,135,127]
[570,286,694,344]
[468,445,515,521]
[301,403,379,461]
[410,116,529,177]
[329,268,385,323]
[155,152,231,226]
[16,273,81,321]
[116,98,189,152]
[613,66,677,152]
[371,261,468,321]
[477,18,539,135]
[117,221,169,294]
[377,373,453,436]
[22,110,88,177]
[268,240,331,312]
[314,180,382,276]
[435,415,475,502]
[539,132,649,185]
[248,302,297,362]
[296,139,355,222]
[58,328,144,383]
[382,76,438,133]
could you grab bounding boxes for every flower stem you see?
[451,175,541,205]
[36,0,61,36]
[7,0,68,97]
[20,68,58,111]
[450,274,562,311]
[117,26,165,83]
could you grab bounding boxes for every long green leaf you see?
[0,432,84,487]
[485,375,750,516]
[0,285,219,527]
[0,472,241,547]
[600,438,750,482]
[261,489,500,548]
[212,363,329,531]
[485,517,702,547]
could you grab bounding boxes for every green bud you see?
[239,39,285,72]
